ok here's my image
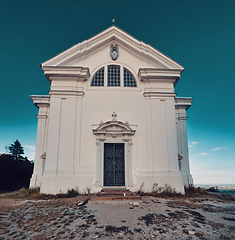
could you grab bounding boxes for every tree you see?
[9,140,24,160]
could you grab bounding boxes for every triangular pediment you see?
[41,26,184,71]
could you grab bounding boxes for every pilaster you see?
[42,94,85,180]
[175,97,194,186]
[42,66,90,178]
[139,68,181,173]
[95,140,103,186]
[29,96,50,187]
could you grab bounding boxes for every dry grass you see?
[138,184,183,198]
[0,187,40,199]
[185,186,208,197]
[1,186,234,201]
[136,185,233,200]
[215,193,235,201]
[0,187,82,200]
[140,185,235,201]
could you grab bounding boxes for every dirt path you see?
[0,195,234,239]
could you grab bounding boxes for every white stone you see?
[30,26,193,194]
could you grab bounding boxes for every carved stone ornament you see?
[93,120,135,138]
[178,153,183,160]
[41,152,46,159]
[110,44,119,61]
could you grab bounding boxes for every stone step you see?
[90,187,142,201]
[90,195,141,201]
[101,188,129,192]
[113,197,142,200]
[96,194,135,198]
[97,192,135,196]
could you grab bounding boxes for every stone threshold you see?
[90,187,142,201]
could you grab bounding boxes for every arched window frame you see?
[90,64,137,88]
[124,67,137,87]
[90,67,104,86]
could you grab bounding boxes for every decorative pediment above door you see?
[93,112,135,138]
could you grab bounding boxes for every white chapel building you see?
[30,26,193,194]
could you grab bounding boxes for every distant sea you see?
[195,184,235,195]
[219,189,235,195]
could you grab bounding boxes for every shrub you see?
[152,183,163,193]
[66,189,79,198]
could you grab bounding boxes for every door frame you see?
[95,137,134,187]
[103,143,125,186]
[93,119,135,188]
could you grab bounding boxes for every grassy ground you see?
[0,186,234,201]
[0,187,82,200]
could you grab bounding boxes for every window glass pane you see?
[108,65,120,87]
[124,68,137,87]
[91,67,104,86]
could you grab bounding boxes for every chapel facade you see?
[30,26,193,194]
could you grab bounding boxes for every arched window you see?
[108,65,120,86]
[91,67,104,86]
[90,65,137,88]
[124,68,137,87]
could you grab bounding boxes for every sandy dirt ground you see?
[0,194,234,239]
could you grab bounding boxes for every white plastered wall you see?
[30,26,192,194]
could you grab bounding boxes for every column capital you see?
[49,90,85,97]
[30,95,50,109]
[175,97,193,110]
[178,117,188,121]
[36,115,48,120]
[143,92,176,98]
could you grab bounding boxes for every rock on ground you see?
[0,195,234,239]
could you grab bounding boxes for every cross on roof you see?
[112,19,115,24]
[112,112,117,120]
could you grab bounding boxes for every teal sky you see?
[0,0,234,185]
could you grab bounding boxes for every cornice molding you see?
[138,68,182,86]
[42,66,90,82]
[30,95,50,109]
[175,97,193,110]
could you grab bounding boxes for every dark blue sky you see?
[0,0,234,184]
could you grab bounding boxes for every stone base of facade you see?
[132,170,185,194]
[33,170,186,195]
[181,173,194,188]
[39,175,93,195]
[30,174,42,188]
